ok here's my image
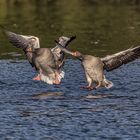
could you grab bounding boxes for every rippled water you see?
[0,59,140,139]
[0,0,140,139]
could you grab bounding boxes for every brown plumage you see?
[101,46,140,71]
[56,41,140,90]
[5,30,75,85]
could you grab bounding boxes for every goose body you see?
[80,55,113,90]
[5,30,75,85]
[56,41,140,90]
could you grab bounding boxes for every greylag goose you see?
[55,41,140,90]
[5,30,75,85]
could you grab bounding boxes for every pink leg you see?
[33,74,41,81]
[54,72,61,85]
[95,82,101,89]
[80,86,96,90]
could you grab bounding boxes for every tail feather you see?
[40,71,65,85]
[103,76,113,89]
[40,74,53,85]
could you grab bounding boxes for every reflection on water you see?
[32,92,64,99]
[85,93,111,99]
[0,1,140,139]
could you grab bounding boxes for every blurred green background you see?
[0,0,140,59]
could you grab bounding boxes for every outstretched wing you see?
[101,46,140,72]
[5,31,40,49]
[51,36,76,69]
[54,40,74,55]
[52,36,76,53]
[5,31,40,67]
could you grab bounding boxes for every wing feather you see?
[101,46,140,71]
[5,31,40,49]
[5,31,40,67]
[51,36,76,69]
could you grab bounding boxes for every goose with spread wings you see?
[5,30,76,85]
[55,41,140,90]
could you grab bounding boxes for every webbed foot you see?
[54,72,61,85]
[80,86,96,91]
[33,75,41,81]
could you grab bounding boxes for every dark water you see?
[0,59,140,140]
[0,1,140,139]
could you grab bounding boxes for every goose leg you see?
[81,86,96,90]
[33,69,42,81]
[54,72,61,85]
[33,74,41,81]
[95,81,102,89]
[80,72,96,90]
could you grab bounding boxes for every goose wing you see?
[5,31,40,67]
[51,36,76,68]
[52,36,76,53]
[101,46,140,72]
[5,31,40,49]
[54,40,74,55]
